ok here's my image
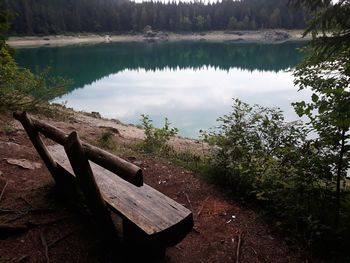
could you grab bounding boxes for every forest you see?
[3,0,307,35]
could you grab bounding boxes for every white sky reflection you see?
[55,66,310,138]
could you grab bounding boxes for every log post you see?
[12,111,59,183]
[64,131,115,236]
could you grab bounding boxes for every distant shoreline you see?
[7,30,309,48]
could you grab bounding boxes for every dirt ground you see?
[0,112,315,263]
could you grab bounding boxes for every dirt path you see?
[0,113,310,262]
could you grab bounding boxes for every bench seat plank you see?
[48,144,193,245]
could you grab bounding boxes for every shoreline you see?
[7,30,309,48]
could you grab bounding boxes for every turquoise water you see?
[15,41,309,138]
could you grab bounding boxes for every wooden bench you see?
[13,111,193,258]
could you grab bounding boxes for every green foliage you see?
[97,130,116,151]
[290,0,350,61]
[2,124,15,135]
[202,99,308,197]
[0,3,68,112]
[291,0,350,231]
[0,48,68,112]
[4,0,306,34]
[170,150,208,175]
[139,114,178,154]
[202,99,350,257]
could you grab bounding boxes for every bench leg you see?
[122,220,166,261]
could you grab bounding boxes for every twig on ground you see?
[247,246,259,263]
[18,196,34,208]
[48,228,78,248]
[0,207,17,214]
[0,180,9,204]
[4,212,29,224]
[196,196,209,220]
[236,232,243,263]
[175,245,183,250]
[40,229,50,263]
[183,191,193,211]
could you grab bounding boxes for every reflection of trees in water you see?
[15,41,305,92]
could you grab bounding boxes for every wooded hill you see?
[4,0,306,35]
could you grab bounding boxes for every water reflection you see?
[15,41,307,138]
[54,67,310,138]
[16,41,304,90]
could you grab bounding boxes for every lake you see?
[15,41,309,138]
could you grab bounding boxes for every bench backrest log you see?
[13,111,143,186]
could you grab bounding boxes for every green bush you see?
[0,8,68,113]
[202,99,307,194]
[139,114,178,154]
[0,46,69,112]
[97,130,116,151]
[202,99,350,254]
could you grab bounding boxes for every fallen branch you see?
[0,180,9,203]
[196,196,209,220]
[183,191,193,211]
[40,229,50,263]
[4,212,29,224]
[236,232,243,263]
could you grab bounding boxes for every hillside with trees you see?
[3,0,306,35]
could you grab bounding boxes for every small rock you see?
[5,158,42,170]
[158,180,167,185]
[133,160,143,166]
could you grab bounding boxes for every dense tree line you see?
[3,0,306,35]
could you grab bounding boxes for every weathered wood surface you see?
[64,132,116,235]
[13,111,143,187]
[48,144,193,246]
